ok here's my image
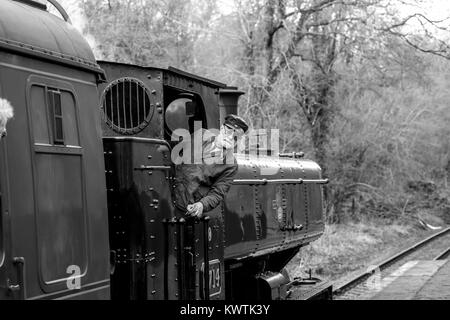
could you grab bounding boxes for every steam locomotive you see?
[0,0,328,300]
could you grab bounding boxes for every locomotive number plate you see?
[201,259,221,297]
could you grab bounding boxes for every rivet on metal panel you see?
[157,108,163,114]
[148,171,153,175]
[151,274,156,278]
[152,291,156,295]
[148,155,152,159]
[147,74,152,79]
[150,219,155,223]
[152,90,156,95]
[150,235,156,239]
[149,187,154,191]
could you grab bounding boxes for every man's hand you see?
[186,202,204,219]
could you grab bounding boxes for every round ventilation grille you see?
[101,78,154,134]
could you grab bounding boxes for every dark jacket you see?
[173,135,238,213]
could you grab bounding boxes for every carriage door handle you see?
[7,257,25,299]
[6,279,20,292]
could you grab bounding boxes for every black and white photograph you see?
[1,0,450,310]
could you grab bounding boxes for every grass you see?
[286,184,450,283]
[286,216,445,282]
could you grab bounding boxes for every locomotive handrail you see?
[303,179,329,184]
[278,152,305,159]
[232,178,329,185]
[202,216,210,300]
[134,165,172,171]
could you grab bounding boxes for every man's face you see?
[215,124,244,150]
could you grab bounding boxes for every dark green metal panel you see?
[0,50,110,299]
[0,1,109,299]
[98,62,165,140]
[224,155,325,260]
[103,137,173,300]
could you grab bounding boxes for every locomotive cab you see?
[98,62,229,300]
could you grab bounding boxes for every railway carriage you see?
[0,0,328,300]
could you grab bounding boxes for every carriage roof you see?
[0,0,104,78]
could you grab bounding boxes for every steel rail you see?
[333,226,450,296]
[434,246,450,260]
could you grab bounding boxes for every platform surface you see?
[371,260,450,300]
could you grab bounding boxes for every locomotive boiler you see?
[0,0,328,300]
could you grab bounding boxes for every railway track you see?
[434,246,450,260]
[332,226,450,300]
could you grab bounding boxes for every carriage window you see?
[48,90,64,145]
[30,84,79,147]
